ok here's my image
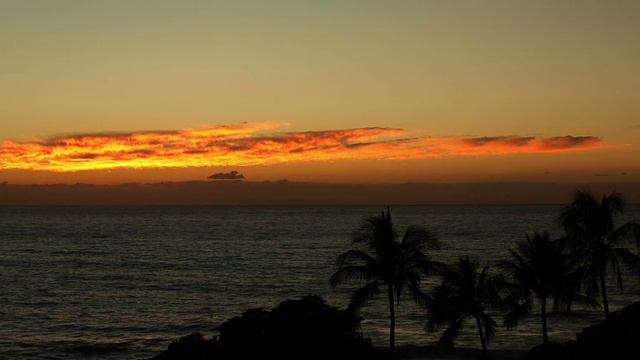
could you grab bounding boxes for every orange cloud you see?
[0,122,610,172]
[442,136,607,155]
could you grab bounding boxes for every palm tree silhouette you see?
[558,189,640,319]
[497,232,598,344]
[426,256,502,360]
[330,206,441,358]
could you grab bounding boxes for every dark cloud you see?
[208,171,245,180]
[184,149,208,154]
[538,136,600,149]
[463,136,535,147]
[72,153,99,159]
[131,149,156,155]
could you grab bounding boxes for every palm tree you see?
[559,189,640,319]
[426,256,502,360]
[497,232,598,344]
[330,206,441,358]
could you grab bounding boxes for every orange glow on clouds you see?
[0,122,609,172]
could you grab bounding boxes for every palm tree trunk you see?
[475,315,487,360]
[541,298,548,344]
[599,266,610,319]
[388,284,396,358]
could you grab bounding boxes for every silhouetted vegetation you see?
[152,332,219,360]
[523,300,640,360]
[422,189,639,355]
[497,232,598,344]
[558,189,640,319]
[152,189,640,359]
[330,206,442,358]
[151,294,388,360]
[426,256,502,360]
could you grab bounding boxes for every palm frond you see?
[553,291,599,311]
[608,221,640,248]
[347,281,380,312]
[329,264,378,288]
[407,284,434,309]
[612,247,640,278]
[437,317,465,348]
[481,312,498,342]
[503,299,532,329]
[403,225,440,250]
[335,249,376,266]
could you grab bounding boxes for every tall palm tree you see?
[559,189,640,319]
[497,232,598,344]
[426,256,502,360]
[330,207,441,358]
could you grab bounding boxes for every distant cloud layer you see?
[208,171,245,180]
[0,122,612,172]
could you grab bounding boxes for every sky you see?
[1,0,639,193]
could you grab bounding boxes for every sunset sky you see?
[1,1,639,188]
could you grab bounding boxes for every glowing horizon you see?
[0,122,611,172]
[2,1,639,190]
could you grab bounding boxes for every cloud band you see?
[0,122,608,172]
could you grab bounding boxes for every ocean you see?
[1,205,639,359]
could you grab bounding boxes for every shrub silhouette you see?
[152,332,218,360]
[152,294,387,360]
[567,300,640,360]
[523,300,640,360]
